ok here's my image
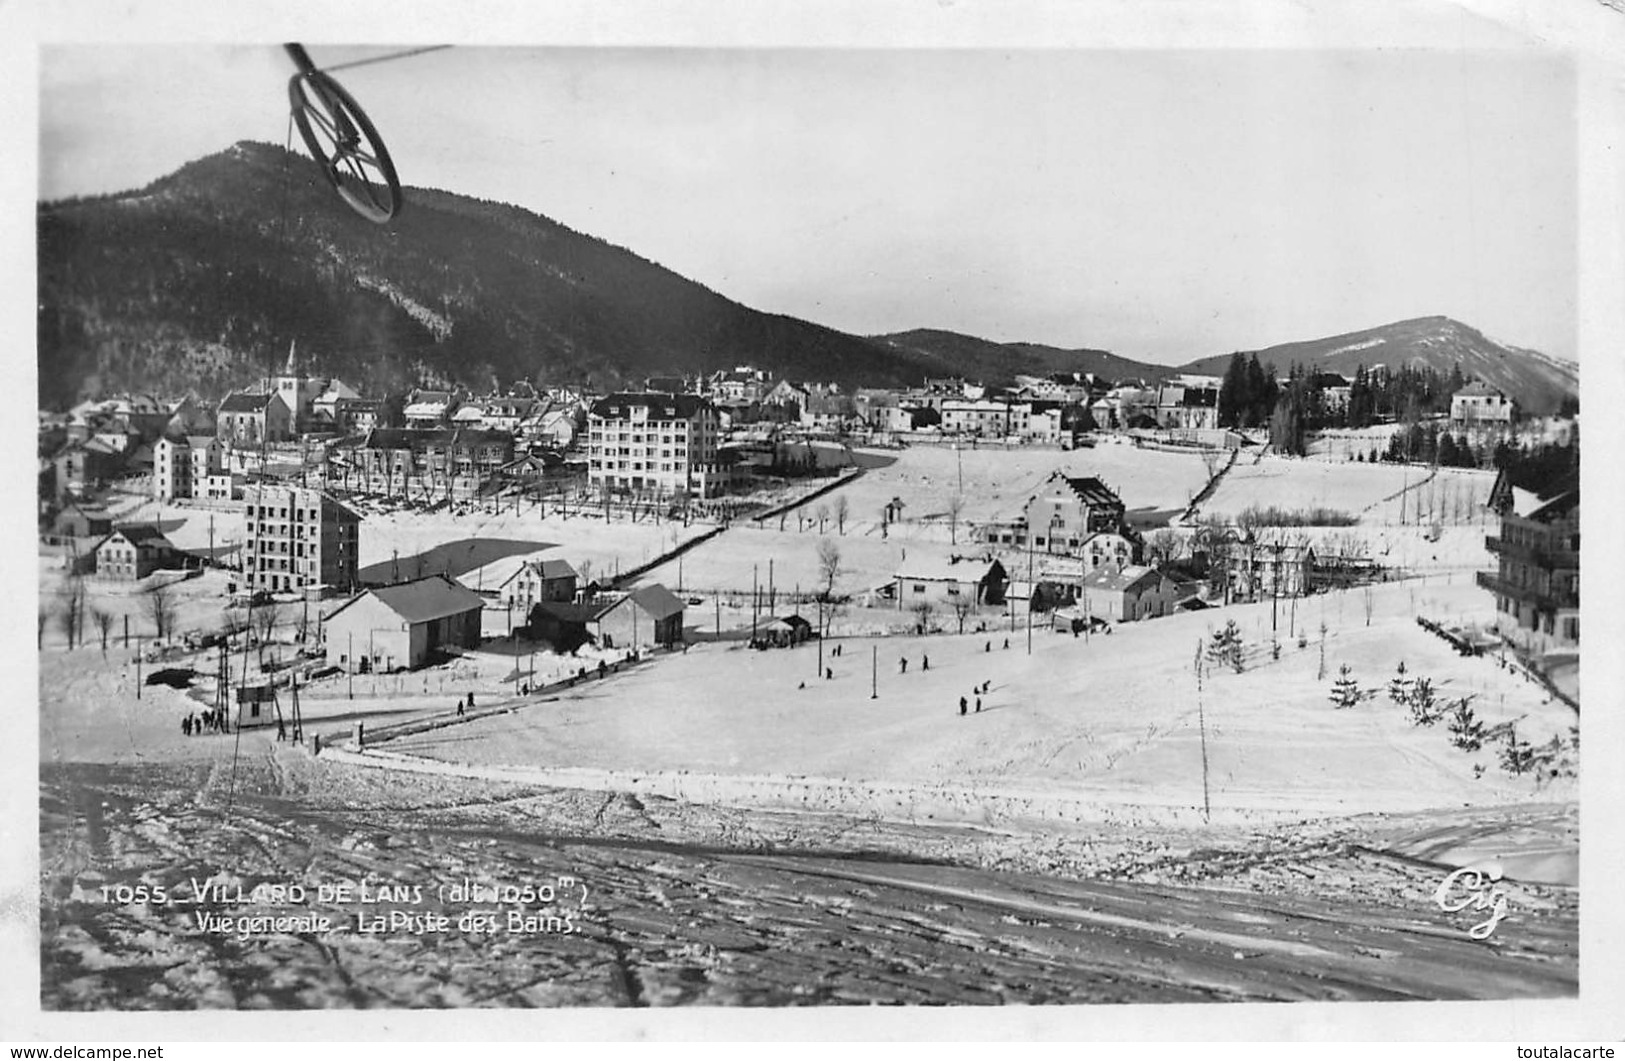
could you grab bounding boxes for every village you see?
[39,346,1578,768]
[34,351,1586,1009]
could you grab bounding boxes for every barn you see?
[323,574,485,672]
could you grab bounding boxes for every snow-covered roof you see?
[329,574,484,625]
[1509,486,1544,518]
[896,556,1004,583]
[1080,564,1165,592]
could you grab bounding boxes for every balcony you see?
[1476,570,1578,610]
[1484,536,1578,570]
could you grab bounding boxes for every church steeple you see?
[283,339,299,377]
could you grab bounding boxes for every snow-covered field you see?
[386,578,1575,826]
[806,442,1214,534]
[1198,453,1496,528]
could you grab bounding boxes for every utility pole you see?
[1195,638,1211,824]
[871,644,877,699]
[751,564,759,644]
[817,596,824,676]
[1026,538,1034,655]
[1271,540,1281,635]
[348,632,354,699]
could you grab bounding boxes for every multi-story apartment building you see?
[325,429,515,500]
[1478,472,1578,648]
[587,393,731,499]
[153,435,225,501]
[243,485,361,596]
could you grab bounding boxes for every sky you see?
[33,32,1580,368]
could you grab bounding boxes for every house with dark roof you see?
[93,524,176,581]
[499,558,579,612]
[217,391,293,446]
[323,574,486,672]
[527,583,687,652]
[598,584,687,649]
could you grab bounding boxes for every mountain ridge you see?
[37,141,1578,415]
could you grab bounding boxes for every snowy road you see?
[39,758,1576,1008]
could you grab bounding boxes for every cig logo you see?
[1433,863,1510,940]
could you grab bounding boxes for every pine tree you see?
[1218,352,1248,429]
[1330,663,1361,709]
[1446,696,1485,751]
[1387,661,1411,705]
[1244,354,1269,428]
[1498,724,1537,776]
[1406,676,1441,726]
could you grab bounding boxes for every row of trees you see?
[1220,353,1492,454]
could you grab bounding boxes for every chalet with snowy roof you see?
[1079,565,1178,622]
[94,524,176,581]
[479,395,537,434]
[403,390,459,428]
[758,614,815,648]
[1479,472,1578,649]
[324,574,485,672]
[1451,380,1517,425]
[217,391,293,445]
[894,555,1008,609]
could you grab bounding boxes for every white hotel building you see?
[587,393,733,499]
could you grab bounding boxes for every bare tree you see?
[254,604,283,664]
[834,494,850,535]
[1201,447,1224,480]
[910,599,936,635]
[38,609,48,649]
[143,581,178,641]
[815,503,830,534]
[91,607,115,653]
[815,538,843,599]
[1361,584,1375,627]
[947,494,965,545]
[1146,528,1183,566]
[951,595,974,634]
[58,577,87,650]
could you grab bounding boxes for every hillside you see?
[1176,316,1578,415]
[869,329,1168,385]
[37,142,957,409]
